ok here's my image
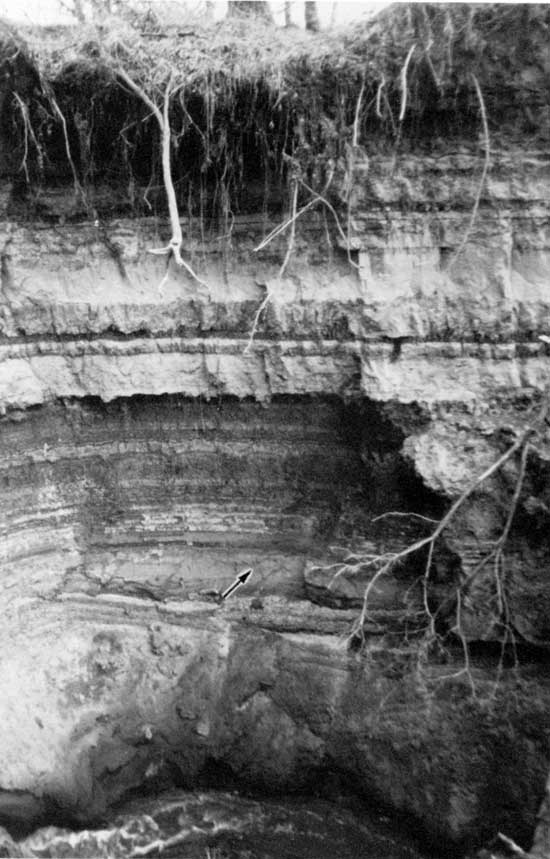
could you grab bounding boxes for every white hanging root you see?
[42,85,86,202]
[375,75,386,119]
[399,44,416,122]
[352,78,366,147]
[117,68,207,288]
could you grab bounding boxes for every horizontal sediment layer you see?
[0,338,549,409]
[1,153,549,345]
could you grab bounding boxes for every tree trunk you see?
[304,1,320,31]
[284,1,292,27]
[227,1,274,22]
[71,0,86,23]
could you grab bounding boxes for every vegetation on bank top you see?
[0,3,549,222]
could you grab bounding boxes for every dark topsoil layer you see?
[0,3,549,222]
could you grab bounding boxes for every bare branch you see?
[453,588,477,697]
[372,512,438,525]
[350,393,550,688]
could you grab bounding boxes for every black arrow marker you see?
[221,568,253,601]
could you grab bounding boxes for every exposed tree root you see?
[117,68,207,289]
[13,93,34,183]
[245,152,362,354]
[353,78,366,148]
[349,394,550,694]
[44,88,87,205]
[244,179,299,353]
[398,44,416,123]
[298,178,360,270]
[448,74,490,271]
[375,75,386,119]
[130,830,191,857]
[496,831,531,858]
